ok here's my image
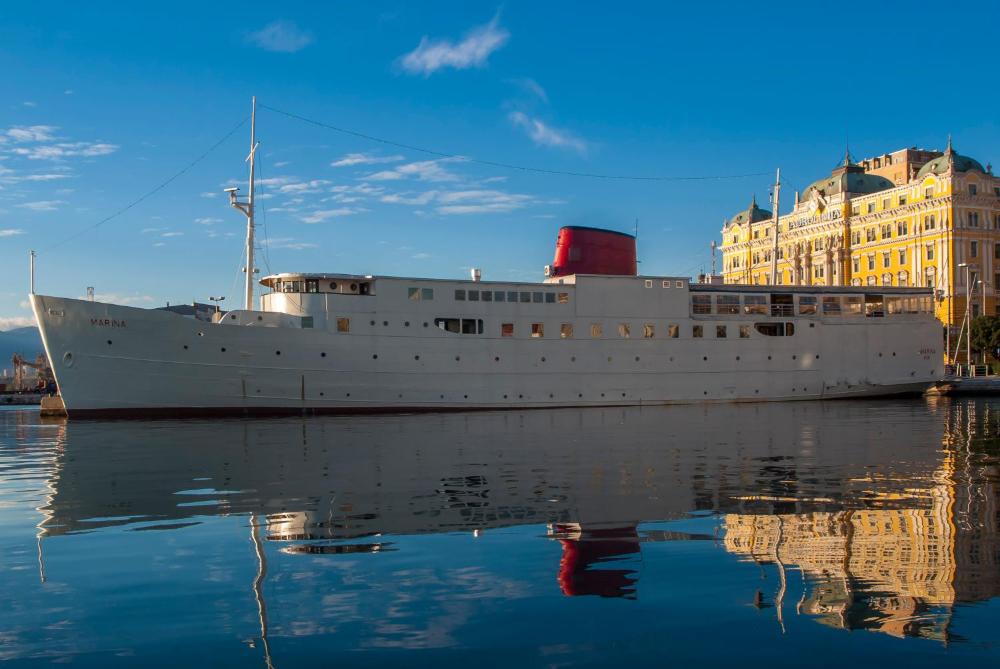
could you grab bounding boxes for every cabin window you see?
[822,297,842,315]
[508,291,519,302]
[591,323,603,338]
[865,294,885,317]
[692,295,712,314]
[520,292,531,303]
[301,316,314,328]
[455,289,466,301]
[336,317,350,333]
[743,295,767,315]
[531,323,544,338]
[435,318,484,334]
[716,325,727,338]
[887,296,905,315]
[844,295,863,315]
[739,325,751,338]
[545,292,556,304]
[693,325,703,338]
[532,292,543,303]
[643,324,655,338]
[462,319,483,334]
[561,323,573,339]
[798,296,818,315]
[668,324,679,338]
[305,280,319,293]
[468,290,480,301]
[618,323,631,338]
[494,291,505,302]
[675,281,684,288]
[501,323,514,337]
[482,290,492,302]
[662,280,671,288]
[645,279,653,288]
[754,322,794,336]
[408,287,420,300]
[282,280,302,293]
[557,292,569,303]
[716,294,740,315]
[423,288,434,300]
[770,293,793,317]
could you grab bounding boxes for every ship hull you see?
[31,293,939,417]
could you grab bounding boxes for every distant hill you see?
[0,327,44,369]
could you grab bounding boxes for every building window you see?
[969,212,980,227]
[643,323,655,338]
[882,273,892,286]
[618,323,631,338]
[693,325,703,338]
[867,202,875,214]
[868,255,875,271]
[896,221,908,236]
[852,256,860,273]
[898,195,907,206]
[455,289,466,301]
[881,224,892,239]
[851,231,860,245]
[973,303,981,318]
[531,323,544,338]
[560,323,573,339]
[882,252,890,268]
[739,325,751,338]
[336,317,350,333]
[926,244,934,260]
[898,249,906,264]
[994,243,1000,260]
[970,184,978,195]
[882,198,890,209]
[668,324,679,338]
[590,323,603,338]
[867,276,877,286]
[971,241,979,258]
[866,228,877,242]
[925,187,934,199]
[501,323,514,337]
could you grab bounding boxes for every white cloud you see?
[246,20,313,53]
[273,160,290,168]
[511,78,548,103]
[380,190,439,206]
[330,152,405,168]
[64,90,74,95]
[379,187,540,215]
[300,207,364,224]
[194,217,222,225]
[0,316,36,330]
[22,101,37,108]
[508,111,587,154]
[367,158,462,182]
[411,252,432,259]
[400,14,509,76]
[276,179,331,194]
[17,173,71,182]
[268,237,318,250]
[141,227,163,234]
[7,125,56,142]
[0,228,25,237]
[161,231,184,237]
[16,200,64,212]
[12,141,118,160]
[200,191,218,198]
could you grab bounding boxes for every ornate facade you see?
[719,141,1000,329]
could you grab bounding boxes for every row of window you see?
[455,289,570,304]
[691,293,933,316]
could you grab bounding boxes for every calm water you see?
[1,399,999,667]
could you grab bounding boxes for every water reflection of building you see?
[723,403,1000,641]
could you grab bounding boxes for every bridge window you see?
[435,318,484,334]
[716,325,727,338]
[591,323,603,338]
[501,323,514,337]
[618,323,631,338]
[507,291,519,302]
[668,324,679,338]
[743,295,767,315]
[716,294,740,315]
[693,325,703,338]
[822,297,841,315]
[482,290,492,302]
[545,292,556,304]
[520,292,531,303]
[336,317,350,333]
[865,294,885,317]
[533,292,543,303]
[561,323,573,339]
[531,323,544,338]
[455,289,466,301]
[798,296,818,315]
[754,322,794,336]
[643,324,655,338]
[692,295,712,314]
[305,280,318,293]
[468,290,480,301]
[557,292,569,303]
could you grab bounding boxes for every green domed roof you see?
[726,196,772,228]
[800,171,894,201]
[915,142,986,179]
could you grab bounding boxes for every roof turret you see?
[725,195,772,228]
[915,137,986,179]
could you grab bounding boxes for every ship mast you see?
[769,168,781,284]
[228,96,259,311]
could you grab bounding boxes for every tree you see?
[970,315,1000,362]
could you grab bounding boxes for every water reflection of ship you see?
[31,399,1000,639]
[723,400,1000,642]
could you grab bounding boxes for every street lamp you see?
[958,263,979,373]
[209,296,226,314]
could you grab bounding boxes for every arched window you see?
[882,273,892,286]
[924,266,936,289]
[867,276,877,286]
[852,278,862,287]
[897,270,909,286]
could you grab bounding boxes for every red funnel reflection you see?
[554,523,640,599]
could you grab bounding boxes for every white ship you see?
[29,101,943,417]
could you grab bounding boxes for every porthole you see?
[703,356,708,361]
[621,392,626,397]
[350,283,358,291]
[669,356,674,362]
[892,352,896,357]
[230,314,237,320]
[578,393,583,398]
[541,357,546,362]
[321,352,326,357]
[518,394,523,399]
[634,356,640,362]
[414,355,420,360]
[275,350,281,356]
[571,356,576,362]
[372,354,378,359]
[704,391,708,395]
[440,394,445,399]
[62,351,74,368]
[319,392,324,396]
[383,321,388,327]
[601,393,605,397]
[455,356,460,361]
[503,394,508,399]
[549,393,554,398]
[346,393,351,397]
[494,356,500,362]
[423,322,428,328]
[329,281,338,290]
[107,340,112,346]
[404,321,410,327]
[464,394,468,399]
[792,355,797,360]
[370,320,375,326]
[257,315,263,321]
[736,356,740,361]
[815,355,820,360]
[221,347,226,353]
[607,357,613,362]
[183,345,188,350]
[767,355,772,360]
[755,389,759,394]
[198,332,204,337]
[878,353,883,357]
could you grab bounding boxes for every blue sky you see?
[2,1,999,327]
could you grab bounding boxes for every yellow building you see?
[719,140,1000,332]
